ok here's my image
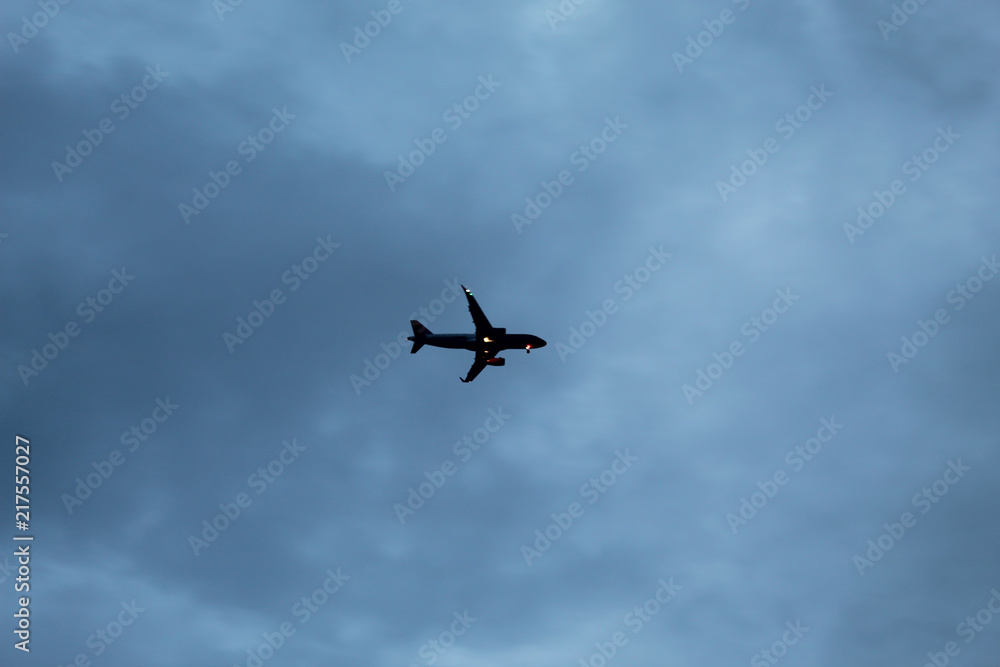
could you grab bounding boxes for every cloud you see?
[2,0,999,665]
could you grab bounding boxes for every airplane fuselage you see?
[417,333,545,353]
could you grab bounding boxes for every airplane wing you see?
[460,353,488,383]
[461,285,493,338]
[460,347,499,383]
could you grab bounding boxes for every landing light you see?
[484,337,492,343]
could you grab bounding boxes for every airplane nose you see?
[535,337,547,348]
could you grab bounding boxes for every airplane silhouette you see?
[407,285,546,382]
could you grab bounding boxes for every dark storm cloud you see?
[2,0,999,665]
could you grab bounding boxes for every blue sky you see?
[2,1,999,665]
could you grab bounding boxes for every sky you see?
[1,0,999,665]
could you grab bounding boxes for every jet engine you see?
[486,357,506,366]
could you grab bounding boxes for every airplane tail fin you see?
[407,320,431,354]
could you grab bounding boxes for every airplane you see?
[407,285,546,383]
